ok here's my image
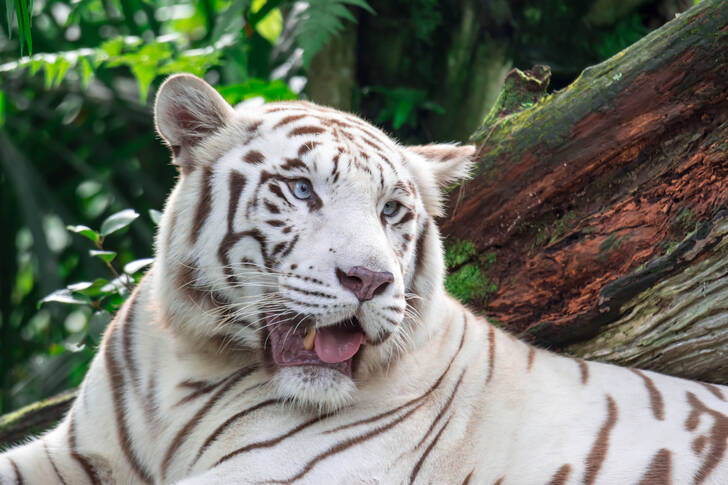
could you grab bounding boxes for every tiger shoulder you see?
[1,73,726,485]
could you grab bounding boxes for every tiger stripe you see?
[584,395,618,485]
[684,391,728,484]
[547,464,571,485]
[104,306,154,484]
[485,325,496,384]
[7,458,23,485]
[637,448,671,485]
[577,358,590,385]
[190,399,281,469]
[161,366,258,480]
[42,440,67,485]
[631,369,665,420]
[409,415,452,484]
[68,408,101,485]
[266,399,431,484]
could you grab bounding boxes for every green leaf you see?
[78,56,93,88]
[66,224,101,244]
[148,209,162,225]
[216,79,296,104]
[100,209,139,236]
[89,249,117,263]
[295,0,373,67]
[53,56,72,87]
[99,37,124,58]
[39,289,89,308]
[15,0,32,55]
[43,57,58,89]
[211,0,250,41]
[124,258,154,274]
[251,0,282,44]
[107,42,173,102]
[67,278,108,296]
[5,0,13,38]
[101,275,133,294]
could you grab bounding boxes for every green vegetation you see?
[444,240,497,306]
[0,0,673,413]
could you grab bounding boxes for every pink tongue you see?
[314,326,364,364]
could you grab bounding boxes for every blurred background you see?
[0,0,696,413]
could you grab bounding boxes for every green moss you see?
[444,239,477,269]
[443,239,497,305]
[445,263,498,305]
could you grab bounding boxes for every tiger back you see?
[1,74,726,485]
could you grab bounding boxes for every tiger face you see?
[152,74,474,412]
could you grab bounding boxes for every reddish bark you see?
[441,0,728,346]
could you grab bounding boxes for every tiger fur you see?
[1,73,727,485]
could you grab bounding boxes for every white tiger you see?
[1,73,727,485]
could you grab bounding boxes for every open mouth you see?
[266,313,365,377]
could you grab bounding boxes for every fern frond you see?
[295,0,374,67]
[4,0,33,55]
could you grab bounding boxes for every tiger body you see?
[1,74,727,485]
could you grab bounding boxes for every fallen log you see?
[441,0,728,382]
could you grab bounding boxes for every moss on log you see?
[441,0,728,385]
[0,390,76,450]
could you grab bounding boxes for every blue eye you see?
[382,201,399,217]
[291,179,312,200]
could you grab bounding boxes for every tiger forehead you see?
[237,102,413,192]
[256,102,402,160]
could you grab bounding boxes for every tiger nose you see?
[336,266,394,302]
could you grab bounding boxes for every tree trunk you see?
[2,0,726,449]
[442,0,728,382]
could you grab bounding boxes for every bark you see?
[0,390,76,450]
[2,0,727,449]
[442,0,728,382]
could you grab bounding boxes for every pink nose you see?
[336,266,394,302]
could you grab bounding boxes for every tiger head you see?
[152,74,474,413]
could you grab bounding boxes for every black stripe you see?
[216,415,327,467]
[268,400,429,484]
[104,321,154,484]
[68,408,101,485]
[409,416,453,484]
[161,366,257,480]
[326,321,466,434]
[43,440,68,485]
[8,458,24,485]
[413,370,465,451]
[282,284,336,299]
[121,291,141,393]
[279,234,299,260]
[190,399,281,469]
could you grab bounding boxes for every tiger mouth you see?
[265,313,365,377]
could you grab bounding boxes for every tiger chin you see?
[2,73,727,485]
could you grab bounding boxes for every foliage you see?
[444,240,497,306]
[3,0,33,55]
[0,0,372,414]
[296,0,374,67]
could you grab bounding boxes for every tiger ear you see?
[406,144,476,216]
[407,144,476,187]
[154,73,234,171]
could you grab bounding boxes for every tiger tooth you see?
[303,327,316,351]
